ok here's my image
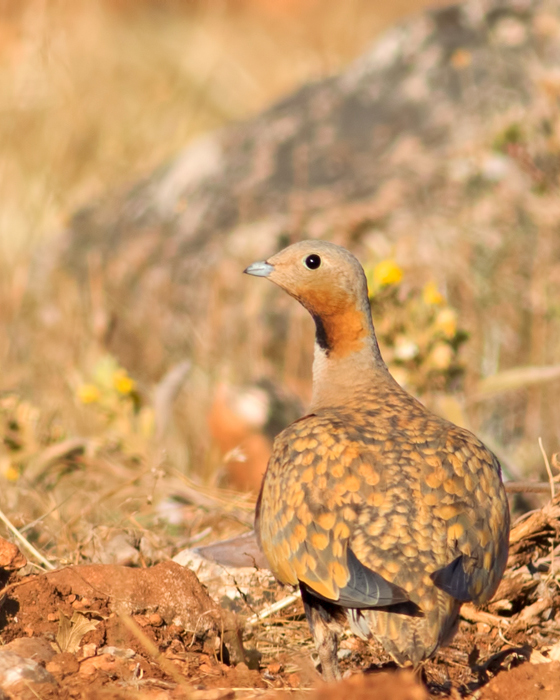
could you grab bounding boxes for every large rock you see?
[51,0,560,448]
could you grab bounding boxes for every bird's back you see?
[256,381,509,664]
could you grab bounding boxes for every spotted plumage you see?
[245,240,509,681]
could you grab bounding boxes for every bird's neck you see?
[309,305,394,411]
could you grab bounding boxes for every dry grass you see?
[0,0,450,564]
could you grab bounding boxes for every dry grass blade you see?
[472,364,560,400]
[247,593,300,625]
[172,471,256,526]
[118,611,194,695]
[0,507,55,571]
[538,437,556,501]
[504,481,556,494]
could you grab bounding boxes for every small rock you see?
[2,637,56,666]
[148,612,163,627]
[0,649,56,687]
[99,646,135,659]
[0,538,26,570]
[81,643,97,659]
[79,654,119,677]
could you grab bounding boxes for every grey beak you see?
[244,261,274,277]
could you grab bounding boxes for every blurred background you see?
[0,0,559,568]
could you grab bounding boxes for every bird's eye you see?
[304,254,321,270]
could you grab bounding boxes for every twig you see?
[247,593,300,625]
[504,481,557,494]
[460,604,509,627]
[0,506,55,571]
[19,492,76,533]
[538,437,555,501]
[538,437,556,582]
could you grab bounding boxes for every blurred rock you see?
[174,541,273,605]
[43,561,225,633]
[0,650,57,697]
[2,637,56,666]
[46,0,560,451]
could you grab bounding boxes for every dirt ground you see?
[0,526,559,700]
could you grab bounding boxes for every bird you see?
[244,240,510,681]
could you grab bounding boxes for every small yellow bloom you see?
[423,281,444,305]
[113,370,135,395]
[78,384,101,404]
[5,464,19,481]
[373,260,403,287]
[435,308,457,338]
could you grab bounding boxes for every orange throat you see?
[314,306,369,359]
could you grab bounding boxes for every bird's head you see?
[244,240,370,318]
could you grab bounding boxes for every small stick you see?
[0,507,55,571]
[504,481,557,494]
[460,603,509,627]
[538,437,557,581]
[538,437,555,501]
[247,593,301,625]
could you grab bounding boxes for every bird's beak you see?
[244,260,274,278]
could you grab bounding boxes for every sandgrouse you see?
[244,240,510,681]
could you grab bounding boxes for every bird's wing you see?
[257,414,509,609]
[256,413,413,609]
[428,432,510,604]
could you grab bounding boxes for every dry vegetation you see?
[0,0,560,697]
[0,0,452,564]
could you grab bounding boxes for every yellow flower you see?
[435,308,457,339]
[423,281,444,305]
[373,259,403,287]
[113,370,135,395]
[78,384,101,404]
[5,464,19,481]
